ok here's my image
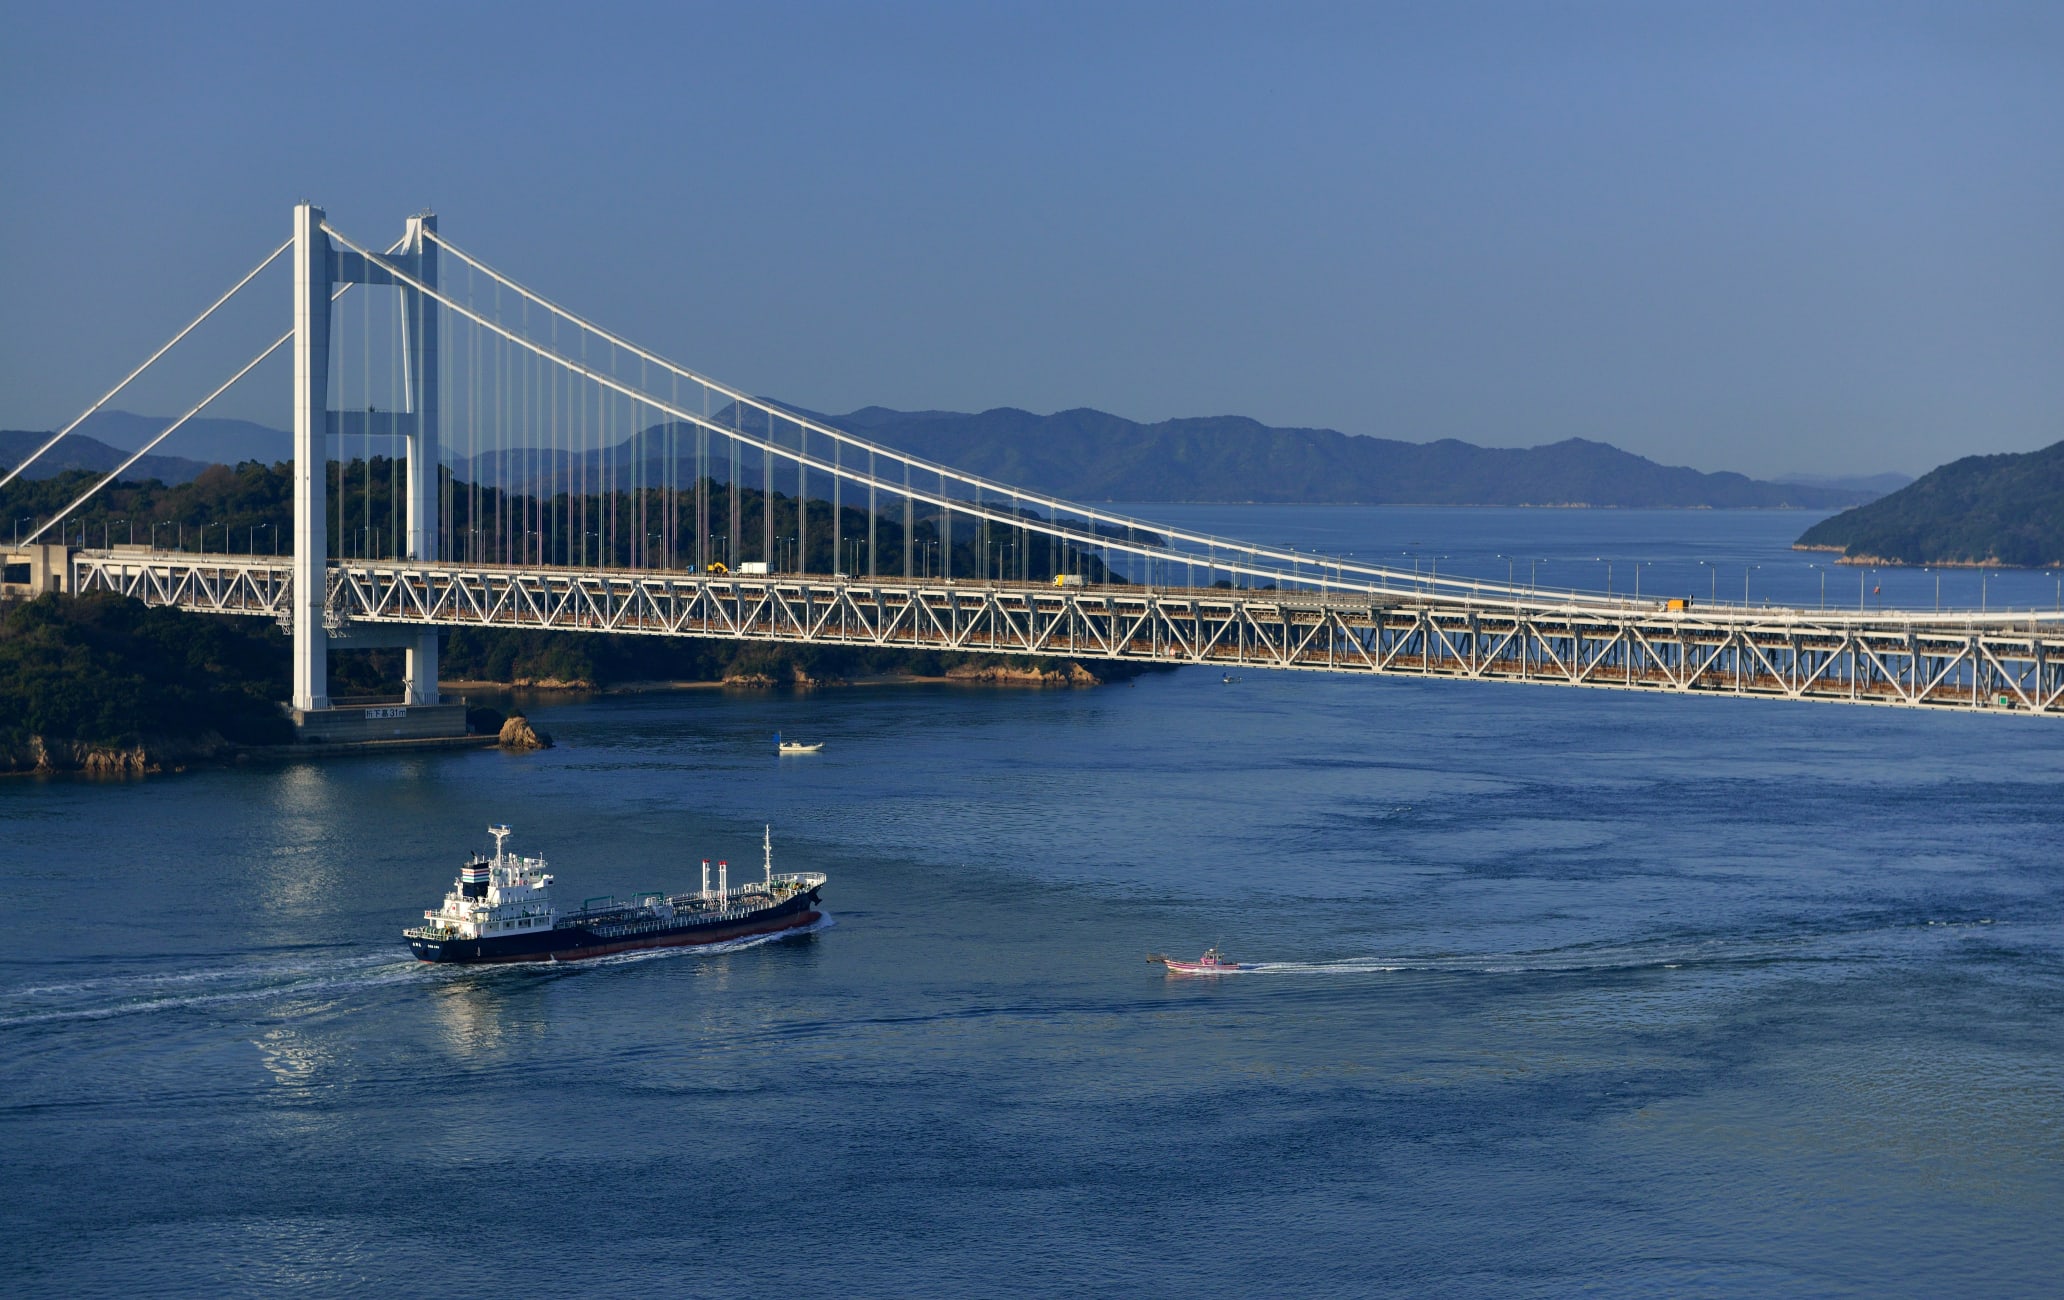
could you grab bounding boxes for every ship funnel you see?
[701,859,711,901]
[718,860,728,899]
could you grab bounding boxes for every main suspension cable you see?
[419,229,1560,601]
[380,227,1673,602]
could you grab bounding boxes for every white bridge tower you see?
[290,203,445,723]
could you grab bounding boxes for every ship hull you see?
[407,889,822,965]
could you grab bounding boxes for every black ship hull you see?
[407,887,822,964]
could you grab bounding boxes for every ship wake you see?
[0,951,421,1029]
[1190,919,2008,980]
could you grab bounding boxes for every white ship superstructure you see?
[418,825,558,943]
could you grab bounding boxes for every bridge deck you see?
[69,550,2064,716]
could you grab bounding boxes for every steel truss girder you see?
[65,553,2064,717]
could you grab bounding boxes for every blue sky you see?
[2,1,2059,477]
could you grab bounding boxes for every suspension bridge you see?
[5,205,2061,728]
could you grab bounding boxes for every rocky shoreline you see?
[2,710,555,779]
[0,730,521,778]
[1788,545,2038,569]
[0,734,225,777]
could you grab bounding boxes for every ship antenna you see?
[489,824,512,863]
[764,824,773,888]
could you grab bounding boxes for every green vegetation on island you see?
[1794,440,2064,567]
[0,592,293,773]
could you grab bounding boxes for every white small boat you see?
[774,732,823,755]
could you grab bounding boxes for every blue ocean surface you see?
[2,507,2060,1298]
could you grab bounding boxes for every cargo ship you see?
[405,825,826,964]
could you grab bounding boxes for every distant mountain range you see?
[5,406,1894,509]
[813,406,1883,508]
[62,411,293,466]
[1794,440,2064,567]
[1,411,293,487]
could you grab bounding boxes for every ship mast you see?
[763,824,773,888]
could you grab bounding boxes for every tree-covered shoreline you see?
[1794,441,2064,567]
[1,593,293,774]
[1,592,1153,776]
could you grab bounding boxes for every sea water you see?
[2,507,2059,1298]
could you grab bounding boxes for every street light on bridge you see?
[1426,554,1448,592]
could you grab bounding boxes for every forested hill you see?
[812,406,1877,508]
[1794,440,2064,567]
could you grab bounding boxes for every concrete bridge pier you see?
[0,543,74,597]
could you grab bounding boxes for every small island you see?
[1795,440,2064,567]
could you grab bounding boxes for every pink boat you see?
[1149,947,1251,975]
